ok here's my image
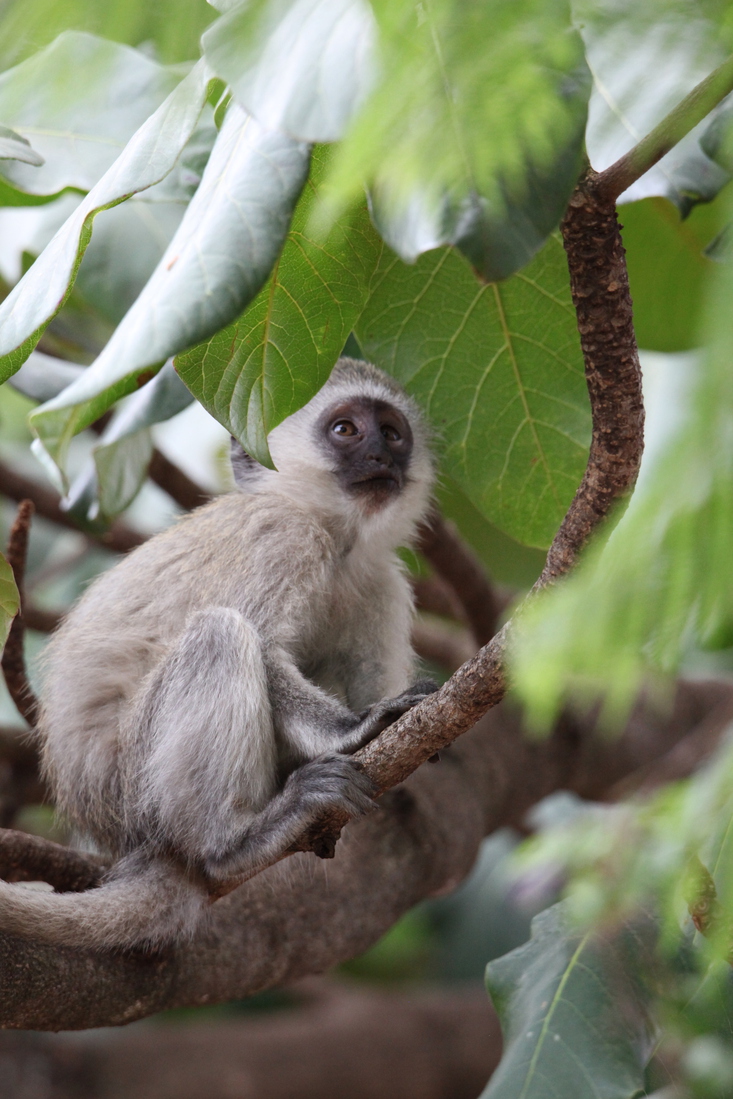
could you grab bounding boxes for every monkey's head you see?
[231,358,434,542]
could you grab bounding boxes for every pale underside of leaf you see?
[0,59,213,394]
[28,103,311,477]
[176,146,383,467]
[202,0,377,142]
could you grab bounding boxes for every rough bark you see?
[0,678,728,1031]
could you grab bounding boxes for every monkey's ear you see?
[230,438,267,489]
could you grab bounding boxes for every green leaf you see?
[483,904,655,1099]
[322,0,587,244]
[8,350,84,402]
[0,59,212,388]
[176,145,383,467]
[202,0,377,142]
[29,105,311,477]
[0,32,183,201]
[0,125,44,167]
[0,0,216,68]
[366,64,590,281]
[0,552,20,655]
[355,235,590,548]
[436,476,545,589]
[66,361,193,521]
[621,196,727,352]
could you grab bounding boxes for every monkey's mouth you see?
[350,470,401,498]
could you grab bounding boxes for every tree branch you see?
[0,981,501,1099]
[596,53,733,203]
[147,449,211,512]
[283,166,645,861]
[0,678,726,1029]
[417,512,501,644]
[0,829,104,891]
[1,501,39,727]
[0,461,144,554]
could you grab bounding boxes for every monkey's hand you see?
[346,678,440,750]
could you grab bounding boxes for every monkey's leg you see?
[131,608,375,877]
[130,607,280,862]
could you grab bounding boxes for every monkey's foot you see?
[287,753,377,821]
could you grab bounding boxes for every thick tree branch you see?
[1,502,39,727]
[0,461,144,554]
[0,678,727,1029]
[0,982,500,1099]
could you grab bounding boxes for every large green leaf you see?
[323,0,586,253]
[176,146,383,467]
[0,59,212,387]
[621,196,727,352]
[0,552,19,655]
[483,904,655,1099]
[202,0,377,142]
[29,104,311,476]
[0,33,183,201]
[355,235,590,548]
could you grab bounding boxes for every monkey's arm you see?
[265,647,438,763]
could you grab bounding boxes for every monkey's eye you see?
[381,424,401,442]
[332,419,359,437]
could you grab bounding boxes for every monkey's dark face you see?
[319,397,414,506]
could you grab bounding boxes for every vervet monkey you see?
[0,359,437,950]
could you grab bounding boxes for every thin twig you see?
[148,449,211,512]
[596,53,733,203]
[417,512,501,644]
[1,502,39,727]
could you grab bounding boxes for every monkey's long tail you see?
[0,853,210,950]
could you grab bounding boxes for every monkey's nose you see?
[365,447,393,467]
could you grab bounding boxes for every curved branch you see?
[285,165,644,861]
[417,512,501,644]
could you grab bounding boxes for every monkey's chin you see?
[349,475,401,511]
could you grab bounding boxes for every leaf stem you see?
[597,53,733,202]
